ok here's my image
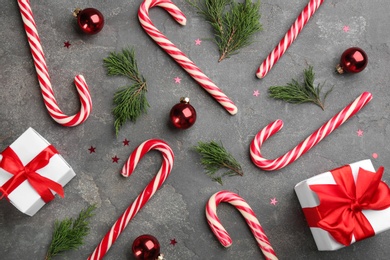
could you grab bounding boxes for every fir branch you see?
[193,141,243,185]
[45,204,96,260]
[189,0,262,62]
[104,48,149,135]
[268,66,333,110]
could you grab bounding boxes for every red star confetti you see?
[174,77,181,84]
[253,90,260,97]
[64,41,71,48]
[112,155,120,163]
[195,38,202,45]
[372,153,378,159]
[270,198,278,205]
[123,138,130,146]
[170,239,177,246]
[343,25,350,32]
[357,129,364,137]
[88,146,96,153]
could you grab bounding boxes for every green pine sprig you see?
[189,0,262,62]
[45,204,96,260]
[268,66,333,110]
[193,141,243,185]
[104,48,149,135]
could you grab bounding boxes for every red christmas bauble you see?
[336,47,368,74]
[132,234,161,260]
[73,8,104,34]
[169,97,197,129]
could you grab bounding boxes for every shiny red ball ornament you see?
[336,47,368,74]
[132,234,162,260]
[73,8,104,34]
[169,97,197,129]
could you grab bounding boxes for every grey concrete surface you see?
[1,0,390,259]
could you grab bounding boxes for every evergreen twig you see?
[45,204,96,260]
[188,0,262,62]
[268,66,333,110]
[193,141,243,185]
[104,48,149,135]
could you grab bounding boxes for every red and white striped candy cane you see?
[17,0,92,126]
[138,0,237,115]
[206,190,278,260]
[88,139,174,260]
[256,0,324,79]
[250,92,372,171]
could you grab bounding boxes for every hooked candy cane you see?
[88,139,174,260]
[17,0,92,126]
[250,92,372,171]
[206,190,278,260]
[138,0,237,115]
[256,0,325,79]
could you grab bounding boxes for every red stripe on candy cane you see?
[138,0,237,115]
[17,0,92,126]
[206,190,278,260]
[88,139,174,260]
[250,92,372,171]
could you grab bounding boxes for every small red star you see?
[174,77,181,84]
[64,41,71,48]
[253,90,260,97]
[88,146,96,153]
[123,138,130,146]
[343,25,350,32]
[195,38,202,45]
[357,129,364,137]
[170,239,177,246]
[112,155,120,163]
[270,198,278,205]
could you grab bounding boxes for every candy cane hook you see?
[17,0,92,126]
[88,139,174,260]
[138,0,237,115]
[256,0,324,78]
[206,190,278,260]
[250,92,372,171]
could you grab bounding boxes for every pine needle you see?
[188,0,262,62]
[45,204,96,260]
[268,66,333,110]
[103,48,149,135]
[193,141,243,185]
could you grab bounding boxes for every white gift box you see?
[294,159,390,251]
[0,128,75,216]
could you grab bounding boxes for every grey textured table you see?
[1,0,390,259]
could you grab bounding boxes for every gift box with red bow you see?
[294,159,390,251]
[0,128,76,216]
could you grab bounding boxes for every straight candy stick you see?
[206,190,278,260]
[256,0,325,79]
[17,0,92,126]
[88,139,174,260]
[250,92,372,171]
[138,0,238,115]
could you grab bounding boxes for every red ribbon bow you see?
[303,165,390,246]
[0,145,64,203]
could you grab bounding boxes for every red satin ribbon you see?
[0,145,64,203]
[303,165,390,246]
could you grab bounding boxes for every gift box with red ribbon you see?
[295,159,390,251]
[0,128,75,216]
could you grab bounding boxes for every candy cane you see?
[88,139,174,260]
[138,0,237,115]
[250,92,372,171]
[17,0,92,126]
[206,190,278,260]
[256,0,324,79]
